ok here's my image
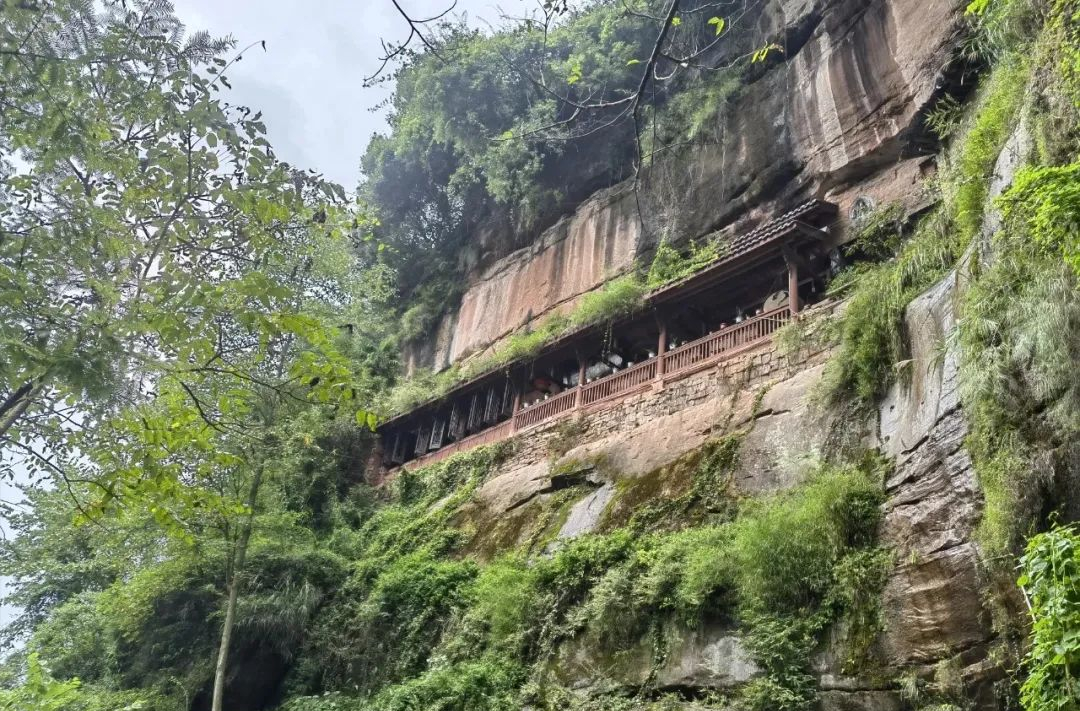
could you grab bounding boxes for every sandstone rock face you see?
[656,629,760,690]
[448,187,642,366]
[877,274,994,673]
[555,623,759,693]
[406,0,965,372]
[450,271,1000,706]
[556,482,616,540]
[733,363,839,493]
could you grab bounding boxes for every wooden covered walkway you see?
[377,199,837,474]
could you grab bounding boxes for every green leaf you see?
[670,16,681,26]
[567,59,582,85]
[707,16,726,35]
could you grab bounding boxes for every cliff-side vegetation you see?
[3,0,1079,710]
[276,444,890,711]
[1016,522,1080,710]
[2,419,891,711]
[819,0,1079,705]
[823,0,1079,550]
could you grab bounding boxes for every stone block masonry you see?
[461,299,843,483]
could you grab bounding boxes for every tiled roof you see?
[726,199,834,259]
[646,199,836,302]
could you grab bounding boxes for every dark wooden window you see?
[414,423,429,457]
[382,432,395,465]
[390,432,406,464]
[429,416,447,450]
[483,387,500,424]
[467,393,482,432]
[500,380,515,417]
[448,403,464,442]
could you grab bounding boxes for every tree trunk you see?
[211,461,264,711]
[0,378,44,441]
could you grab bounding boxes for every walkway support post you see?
[576,356,587,408]
[656,320,668,378]
[510,388,521,433]
[785,249,800,316]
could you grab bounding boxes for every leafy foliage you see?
[645,238,725,288]
[820,208,966,407]
[1017,523,1080,711]
[0,654,80,711]
[958,165,1080,555]
[999,162,1080,278]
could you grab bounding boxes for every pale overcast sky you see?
[173,0,510,188]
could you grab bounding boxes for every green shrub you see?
[958,169,1080,555]
[821,208,967,407]
[849,202,906,261]
[645,238,725,289]
[568,274,648,329]
[0,653,81,711]
[466,555,540,648]
[925,94,965,142]
[830,549,894,670]
[738,611,823,711]
[652,70,742,143]
[337,552,478,689]
[1017,523,1080,711]
[952,56,1030,239]
[366,656,526,711]
[731,463,885,614]
[999,161,1080,278]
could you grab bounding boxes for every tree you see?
[2,3,382,708]
[0,0,359,488]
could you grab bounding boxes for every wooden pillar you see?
[656,320,668,378]
[786,252,800,316]
[510,372,522,433]
[576,356,587,408]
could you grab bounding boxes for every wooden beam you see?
[576,356,587,408]
[793,220,830,242]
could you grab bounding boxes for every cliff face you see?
[377,1,1077,707]
[447,282,997,708]
[406,0,964,373]
[428,87,1058,709]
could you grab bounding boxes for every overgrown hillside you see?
[1,0,1079,710]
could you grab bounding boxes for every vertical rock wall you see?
[405,0,966,372]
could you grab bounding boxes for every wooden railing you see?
[513,386,579,431]
[405,419,514,470]
[662,306,790,377]
[581,359,657,406]
[388,306,792,473]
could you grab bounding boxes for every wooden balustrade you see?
[403,419,515,470]
[581,359,657,406]
[387,306,792,474]
[662,306,790,377]
[512,387,579,431]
